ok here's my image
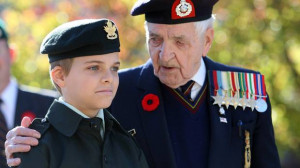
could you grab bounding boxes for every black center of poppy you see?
[147,99,153,105]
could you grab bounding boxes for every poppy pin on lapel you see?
[142,93,160,112]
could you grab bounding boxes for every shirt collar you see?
[191,57,206,87]
[57,97,105,130]
[0,78,18,129]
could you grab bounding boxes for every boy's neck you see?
[57,97,102,118]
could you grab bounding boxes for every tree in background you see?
[0,0,299,164]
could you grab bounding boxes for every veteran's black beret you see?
[131,0,218,24]
[40,19,120,63]
[0,19,8,40]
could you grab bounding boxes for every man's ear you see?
[51,66,66,88]
[202,28,214,56]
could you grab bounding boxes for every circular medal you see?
[219,107,225,115]
[255,99,268,113]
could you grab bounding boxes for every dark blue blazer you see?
[13,86,56,127]
[110,57,280,168]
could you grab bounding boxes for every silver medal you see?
[255,98,268,113]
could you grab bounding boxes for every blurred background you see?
[0,0,299,166]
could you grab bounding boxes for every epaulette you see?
[208,70,268,114]
[29,118,51,136]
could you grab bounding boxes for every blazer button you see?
[89,122,98,128]
[104,155,108,163]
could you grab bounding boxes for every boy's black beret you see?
[40,19,120,63]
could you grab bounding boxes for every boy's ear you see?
[51,66,66,88]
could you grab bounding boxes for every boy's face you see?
[60,52,120,116]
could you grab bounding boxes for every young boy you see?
[14,19,149,168]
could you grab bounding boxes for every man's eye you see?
[176,40,184,46]
[149,37,162,46]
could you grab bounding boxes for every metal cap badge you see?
[104,21,118,40]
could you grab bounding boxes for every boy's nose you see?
[101,70,114,83]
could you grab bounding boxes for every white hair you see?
[144,15,215,41]
[194,15,215,39]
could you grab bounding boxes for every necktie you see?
[84,117,104,142]
[179,80,195,100]
[0,99,8,167]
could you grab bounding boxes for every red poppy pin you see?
[142,93,160,112]
[21,111,36,122]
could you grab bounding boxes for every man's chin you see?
[159,78,181,89]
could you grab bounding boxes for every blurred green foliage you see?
[0,0,299,163]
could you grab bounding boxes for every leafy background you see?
[0,0,299,165]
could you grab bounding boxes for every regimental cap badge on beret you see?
[104,20,118,40]
[131,0,218,24]
[172,0,195,19]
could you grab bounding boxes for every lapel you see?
[14,88,24,126]
[204,57,233,167]
[136,60,177,167]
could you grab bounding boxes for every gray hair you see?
[194,15,215,39]
[144,15,215,41]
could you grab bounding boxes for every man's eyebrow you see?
[149,32,160,37]
[173,35,186,41]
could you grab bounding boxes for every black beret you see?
[0,19,8,40]
[131,0,218,24]
[40,19,120,63]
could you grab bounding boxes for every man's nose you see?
[159,42,175,62]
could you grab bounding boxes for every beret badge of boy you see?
[172,0,195,19]
[104,21,118,40]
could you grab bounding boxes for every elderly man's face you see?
[146,22,210,88]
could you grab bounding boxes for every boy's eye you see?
[111,66,119,72]
[89,66,99,71]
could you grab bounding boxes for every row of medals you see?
[212,91,268,114]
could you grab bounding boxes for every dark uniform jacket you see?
[14,86,56,126]
[110,57,280,168]
[15,101,149,168]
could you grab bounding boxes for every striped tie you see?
[180,80,195,100]
[0,99,8,167]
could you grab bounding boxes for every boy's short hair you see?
[49,58,73,95]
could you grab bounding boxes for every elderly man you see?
[5,0,280,168]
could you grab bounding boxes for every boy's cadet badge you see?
[104,21,118,40]
[209,70,268,114]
